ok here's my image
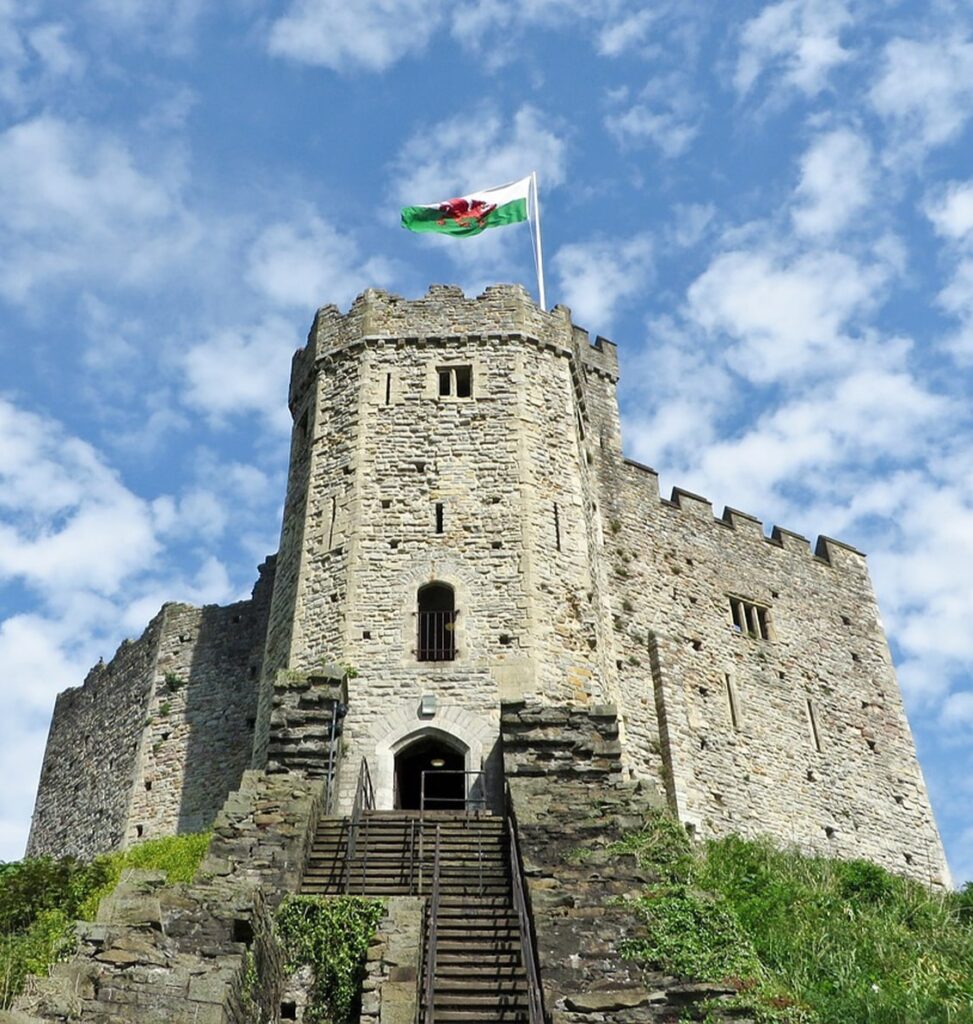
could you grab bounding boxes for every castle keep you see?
[28,283,949,889]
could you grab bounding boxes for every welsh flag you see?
[401,176,531,237]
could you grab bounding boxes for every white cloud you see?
[685,248,889,384]
[553,234,653,330]
[267,0,443,72]
[0,398,159,598]
[392,104,568,206]
[181,316,297,431]
[596,9,656,57]
[925,180,973,243]
[26,22,85,78]
[735,0,853,97]
[0,116,199,303]
[606,73,699,158]
[792,127,873,238]
[83,0,206,52]
[247,215,395,311]
[870,37,973,156]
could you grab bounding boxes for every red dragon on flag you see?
[435,197,498,230]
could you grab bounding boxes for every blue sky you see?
[1,0,972,884]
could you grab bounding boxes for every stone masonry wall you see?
[26,614,163,859]
[27,564,274,858]
[501,701,742,1024]
[255,285,626,812]
[597,457,949,885]
[127,561,274,843]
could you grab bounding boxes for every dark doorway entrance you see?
[395,736,465,811]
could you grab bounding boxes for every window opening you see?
[553,502,561,551]
[437,365,473,398]
[455,365,472,398]
[385,373,392,405]
[417,582,456,661]
[724,674,741,730]
[435,502,444,534]
[806,698,822,752]
[729,597,771,639]
[327,496,336,550]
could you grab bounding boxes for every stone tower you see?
[27,283,950,887]
[251,284,625,815]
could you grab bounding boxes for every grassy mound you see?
[610,815,973,1023]
[0,832,210,1007]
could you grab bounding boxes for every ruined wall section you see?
[127,562,274,842]
[26,614,163,859]
[28,566,273,859]
[606,462,949,884]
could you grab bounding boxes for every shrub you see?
[276,895,384,1024]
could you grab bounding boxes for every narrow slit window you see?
[553,502,561,551]
[435,502,444,534]
[327,496,337,550]
[385,373,392,405]
[438,369,451,396]
[806,698,822,752]
[724,674,741,730]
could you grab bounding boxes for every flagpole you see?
[530,171,546,310]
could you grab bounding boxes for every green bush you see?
[275,895,384,1024]
[0,831,211,1009]
[605,814,973,1023]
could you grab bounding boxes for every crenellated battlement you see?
[289,284,619,413]
[620,458,866,573]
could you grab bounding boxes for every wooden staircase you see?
[300,811,531,1024]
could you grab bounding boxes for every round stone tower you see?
[252,284,625,812]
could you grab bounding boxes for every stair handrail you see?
[506,783,548,1024]
[422,822,442,1024]
[344,757,375,890]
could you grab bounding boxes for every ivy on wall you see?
[275,894,385,1024]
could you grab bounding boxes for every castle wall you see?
[26,615,162,859]
[126,561,274,842]
[27,565,274,858]
[602,461,949,884]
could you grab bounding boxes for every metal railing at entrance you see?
[418,769,487,814]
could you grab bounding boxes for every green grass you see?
[0,832,210,1008]
[609,815,973,1024]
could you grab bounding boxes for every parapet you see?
[289,284,619,409]
[621,459,867,574]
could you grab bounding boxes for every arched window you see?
[417,582,456,661]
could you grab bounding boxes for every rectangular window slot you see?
[806,698,822,752]
[455,365,472,397]
[553,502,561,551]
[435,503,444,534]
[437,365,474,398]
[385,372,392,405]
[724,674,741,731]
[729,597,771,639]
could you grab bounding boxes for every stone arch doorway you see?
[394,733,466,811]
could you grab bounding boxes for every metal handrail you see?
[344,758,375,892]
[506,784,548,1024]
[325,702,338,816]
[419,769,487,814]
[422,823,442,1024]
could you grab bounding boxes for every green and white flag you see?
[400,176,532,237]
